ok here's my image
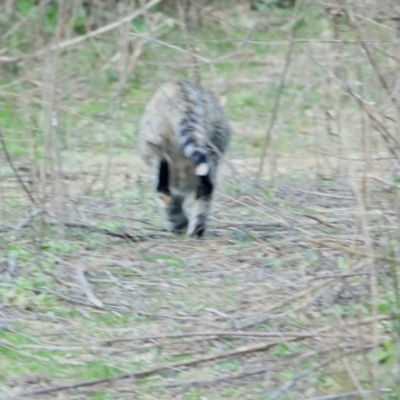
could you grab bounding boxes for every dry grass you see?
[1,1,400,399]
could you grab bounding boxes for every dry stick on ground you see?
[268,343,379,400]
[5,251,17,280]
[236,260,381,330]
[235,278,334,330]
[308,238,395,263]
[0,128,37,205]
[47,221,146,242]
[34,288,104,309]
[41,269,78,290]
[268,358,333,400]
[2,318,392,397]
[75,269,104,309]
[217,192,308,235]
[0,216,151,243]
[305,389,392,400]
[160,344,380,390]
[0,209,44,233]
[99,311,389,346]
[332,311,365,394]
[9,337,308,399]
[162,366,269,388]
[35,287,129,312]
[101,330,347,346]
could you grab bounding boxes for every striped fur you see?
[137,80,231,238]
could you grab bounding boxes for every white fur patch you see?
[183,143,195,157]
[195,163,209,176]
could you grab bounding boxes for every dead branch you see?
[0,128,37,205]
[306,390,390,400]
[162,366,269,388]
[5,252,17,280]
[75,269,104,309]
[0,217,164,242]
[48,222,146,242]
[269,358,334,400]
[254,10,297,185]
[235,263,385,330]
[299,45,400,164]
[268,343,379,400]
[8,337,305,398]
[0,209,44,234]
[0,0,163,63]
[101,330,346,346]
[308,238,395,263]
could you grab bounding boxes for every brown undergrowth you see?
[0,165,398,399]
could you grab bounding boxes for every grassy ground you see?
[1,1,400,399]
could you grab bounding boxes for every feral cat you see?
[137,80,231,238]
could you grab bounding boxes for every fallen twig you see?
[8,338,303,398]
[162,366,269,388]
[269,359,333,400]
[306,389,391,400]
[0,216,154,242]
[101,330,347,346]
[235,285,388,330]
[48,222,145,242]
[34,288,103,309]
[268,343,378,400]
[13,209,44,231]
[309,238,395,263]
[76,269,104,309]
[5,252,17,280]
[234,279,333,330]
[0,128,37,205]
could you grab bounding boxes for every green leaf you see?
[262,188,275,201]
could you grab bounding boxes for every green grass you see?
[0,2,335,159]
[1,2,400,399]
[0,335,122,383]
